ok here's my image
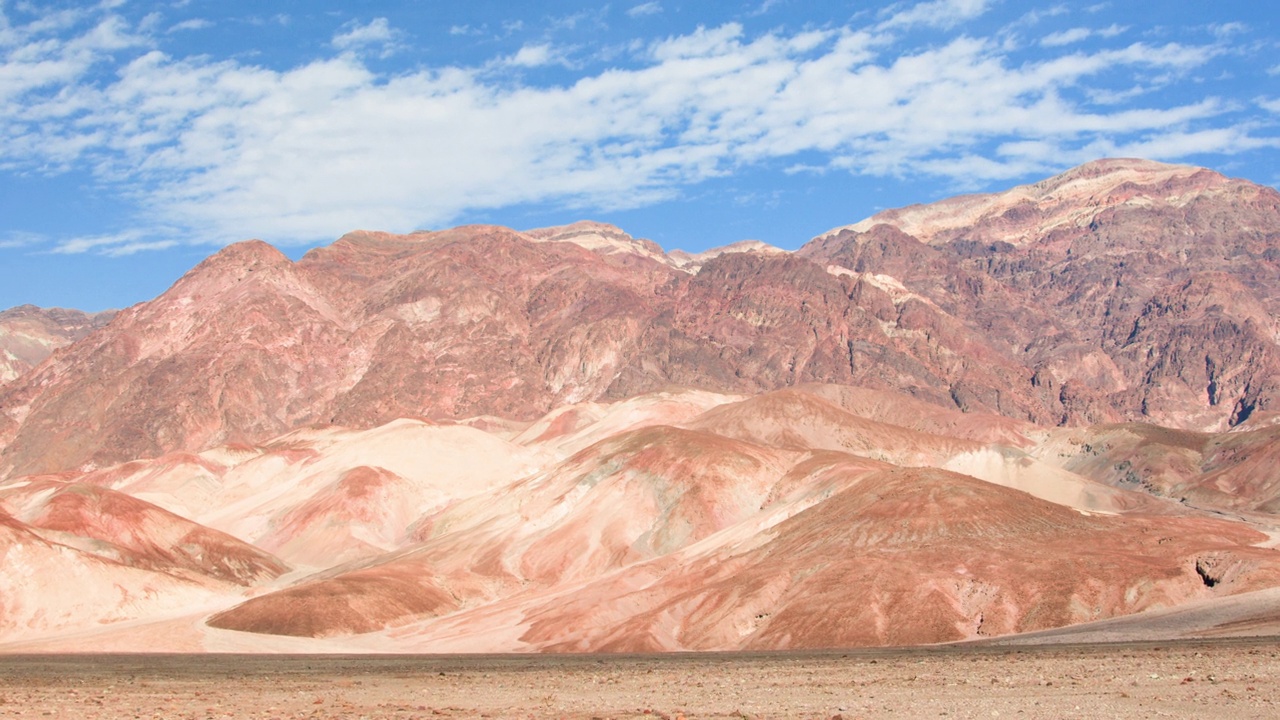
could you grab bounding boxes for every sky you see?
[1,0,1278,311]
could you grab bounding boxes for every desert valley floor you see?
[3,639,1280,719]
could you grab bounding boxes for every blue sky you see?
[1,0,1278,311]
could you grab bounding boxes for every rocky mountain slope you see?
[2,158,1280,651]
[0,305,114,387]
[3,159,1277,480]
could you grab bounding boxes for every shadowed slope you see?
[1037,421,1280,515]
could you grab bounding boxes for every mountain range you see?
[3,157,1280,652]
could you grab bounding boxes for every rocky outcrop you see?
[805,158,1280,431]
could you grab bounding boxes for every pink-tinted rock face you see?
[800,161,1280,431]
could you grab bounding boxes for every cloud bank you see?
[0,1,1275,254]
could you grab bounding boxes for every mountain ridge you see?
[3,158,1278,478]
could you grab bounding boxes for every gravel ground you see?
[1,639,1277,719]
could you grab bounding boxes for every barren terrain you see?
[4,158,1280,657]
[2,640,1278,719]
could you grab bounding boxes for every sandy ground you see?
[1,639,1278,719]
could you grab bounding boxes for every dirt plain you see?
[1,639,1278,719]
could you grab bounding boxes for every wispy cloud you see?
[50,229,176,256]
[748,0,785,18]
[627,2,663,18]
[0,231,44,250]
[1042,23,1126,47]
[0,1,1274,254]
[1041,27,1090,47]
[878,0,992,31]
[332,17,402,57]
[168,18,211,33]
[1210,22,1247,38]
[501,42,571,68]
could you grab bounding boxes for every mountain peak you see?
[525,220,671,265]
[668,239,788,271]
[824,158,1226,246]
[206,239,291,265]
[1026,157,1208,198]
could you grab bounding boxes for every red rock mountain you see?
[3,158,1280,652]
[4,160,1277,479]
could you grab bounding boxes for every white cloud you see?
[1041,23,1126,47]
[0,13,143,103]
[0,231,43,249]
[748,0,784,18]
[168,18,211,33]
[1087,84,1149,105]
[1210,22,1247,38]
[1095,127,1280,161]
[1041,28,1091,47]
[504,43,568,68]
[0,4,1275,253]
[332,17,402,57]
[627,2,662,18]
[548,9,607,32]
[50,229,175,255]
[878,0,992,31]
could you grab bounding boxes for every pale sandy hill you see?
[0,500,279,642]
[207,425,807,639]
[0,479,286,585]
[67,419,541,568]
[683,388,1139,514]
